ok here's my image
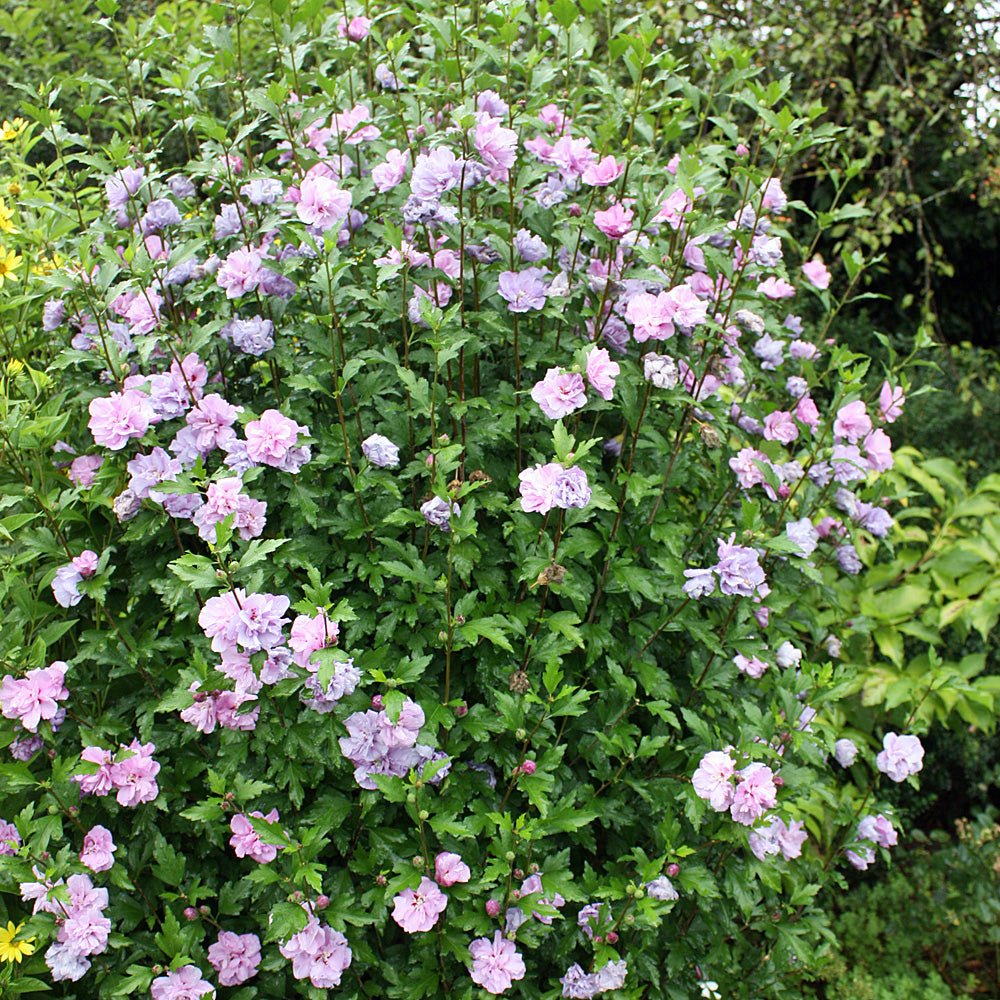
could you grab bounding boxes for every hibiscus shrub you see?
[0,2,934,998]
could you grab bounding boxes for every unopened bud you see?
[520,759,536,776]
[513,869,524,881]
[666,863,680,877]
[454,701,468,717]
[486,899,501,917]
[505,851,516,863]
[376,874,387,886]
[199,905,210,916]
[568,203,582,217]
[183,907,198,921]
[371,694,384,710]
[607,931,619,944]
[315,894,330,910]
[418,809,429,821]
[774,775,784,787]
[412,856,424,868]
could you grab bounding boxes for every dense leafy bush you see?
[834,446,1000,731]
[812,809,1000,999]
[0,2,972,998]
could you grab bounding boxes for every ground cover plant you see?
[0,1,977,997]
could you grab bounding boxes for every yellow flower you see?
[0,921,35,964]
[0,118,28,141]
[0,199,17,235]
[0,246,21,286]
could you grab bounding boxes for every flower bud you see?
[412,856,424,868]
[774,775,785,787]
[371,694,384,710]
[454,702,468,718]
[486,899,501,917]
[568,203,582,217]
[515,728,527,741]
[418,809,429,821]
[504,851,516,863]
[183,907,198,921]
[666,863,680,877]
[513,869,524,881]
[607,931,619,944]
[520,759,536,776]
[199,905,211,916]
[376,874,387,886]
[315,894,331,910]
[290,891,304,903]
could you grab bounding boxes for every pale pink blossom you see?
[391,876,448,933]
[468,932,526,995]
[802,256,831,289]
[88,390,154,450]
[833,400,872,443]
[879,381,905,423]
[582,155,624,187]
[230,809,283,863]
[692,750,736,811]
[730,763,777,826]
[434,852,471,887]
[79,825,116,872]
[593,203,633,239]
[297,175,352,230]
[875,732,924,782]
[530,369,587,419]
[585,346,620,400]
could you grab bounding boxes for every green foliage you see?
[810,810,1000,999]
[837,447,1000,731]
[0,1,995,999]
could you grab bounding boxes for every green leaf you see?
[457,615,515,652]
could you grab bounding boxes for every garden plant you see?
[0,1,989,998]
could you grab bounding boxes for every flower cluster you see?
[339,698,446,789]
[518,463,591,514]
[0,661,68,732]
[279,915,352,988]
[692,751,779,827]
[72,740,160,807]
[20,872,110,982]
